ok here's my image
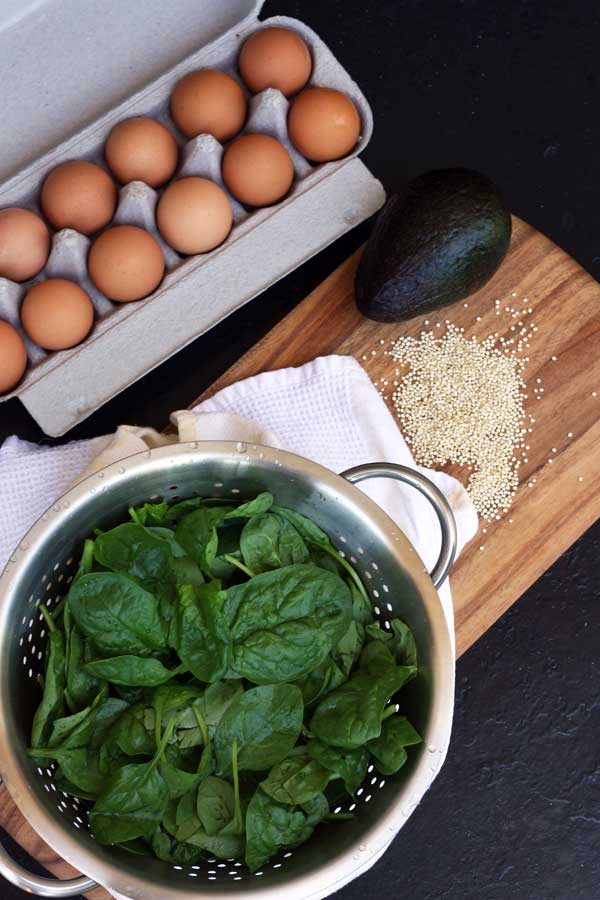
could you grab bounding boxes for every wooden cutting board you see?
[1,215,599,896]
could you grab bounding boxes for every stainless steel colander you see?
[0,441,456,900]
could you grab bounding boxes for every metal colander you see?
[0,442,456,900]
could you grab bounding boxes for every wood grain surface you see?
[1,216,599,896]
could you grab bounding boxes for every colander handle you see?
[0,838,96,897]
[340,462,457,589]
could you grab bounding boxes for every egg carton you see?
[0,0,384,436]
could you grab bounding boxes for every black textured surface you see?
[1,1,599,898]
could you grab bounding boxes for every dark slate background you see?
[1,1,598,898]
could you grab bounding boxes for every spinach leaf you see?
[172,556,205,586]
[145,528,186,557]
[68,573,165,656]
[240,513,309,574]
[31,610,65,748]
[366,619,418,667]
[90,721,175,843]
[31,747,109,796]
[214,684,303,774]
[271,506,330,547]
[296,658,346,707]
[159,761,202,800]
[171,788,200,842]
[175,508,231,575]
[261,748,330,805]
[196,776,236,835]
[350,581,374,626]
[94,524,173,583]
[129,501,170,526]
[367,715,422,774]
[53,769,98,801]
[176,680,244,751]
[114,684,144,705]
[48,698,98,749]
[84,656,183,687]
[91,761,170,844]
[200,680,244,736]
[307,740,369,795]
[151,828,203,865]
[245,787,316,873]
[64,603,102,712]
[151,684,203,749]
[226,492,274,519]
[332,619,365,677]
[111,702,156,757]
[166,497,236,525]
[225,564,352,684]
[175,747,244,856]
[185,828,244,860]
[47,689,116,749]
[173,583,230,682]
[359,639,396,675]
[301,792,329,826]
[310,664,417,749]
[209,521,244,582]
[272,507,369,602]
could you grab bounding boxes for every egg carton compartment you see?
[0,7,383,434]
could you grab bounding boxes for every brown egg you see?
[157,177,232,255]
[0,320,27,393]
[222,134,294,207]
[239,27,312,97]
[105,117,179,188]
[0,208,50,282]
[88,225,164,302]
[21,279,94,351]
[41,161,117,235]
[170,69,247,142]
[288,87,361,162]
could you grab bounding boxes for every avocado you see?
[355,168,511,322]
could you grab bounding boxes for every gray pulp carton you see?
[0,0,385,436]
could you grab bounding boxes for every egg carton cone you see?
[0,2,384,435]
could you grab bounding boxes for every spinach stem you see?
[40,604,56,633]
[322,544,369,602]
[77,539,95,578]
[193,704,209,747]
[231,739,242,832]
[154,717,176,767]
[382,704,397,721]
[223,554,255,579]
[51,596,67,621]
[128,506,142,525]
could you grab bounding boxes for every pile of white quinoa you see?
[385,309,537,521]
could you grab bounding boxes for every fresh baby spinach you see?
[30,491,423,874]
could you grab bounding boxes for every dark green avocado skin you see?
[355,168,512,322]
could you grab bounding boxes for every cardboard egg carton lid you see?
[0,0,385,436]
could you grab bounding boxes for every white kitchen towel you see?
[0,355,477,646]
